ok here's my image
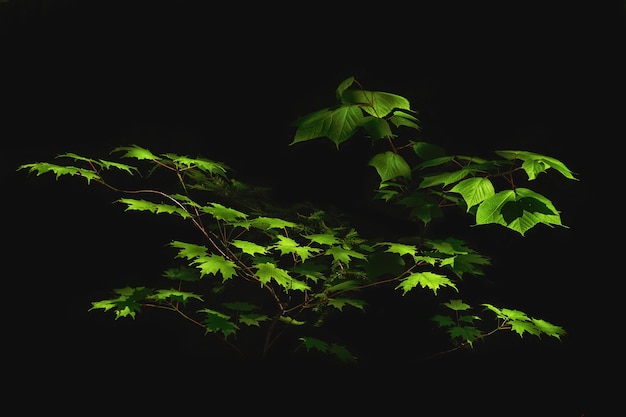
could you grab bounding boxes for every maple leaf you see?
[18,162,102,184]
[231,239,268,256]
[431,314,455,327]
[162,266,202,282]
[89,287,154,319]
[112,144,161,161]
[161,153,229,176]
[509,320,542,337]
[447,252,491,277]
[299,337,329,353]
[238,313,269,327]
[305,233,340,246]
[249,216,298,230]
[149,289,203,303]
[117,198,192,219]
[201,203,248,222]
[377,242,417,257]
[395,271,458,295]
[327,297,367,311]
[531,318,567,339]
[95,159,138,175]
[291,262,327,283]
[192,255,237,281]
[500,308,530,321]
[325,246,367,265]
[198,309,238,338]
[444,299,471,311]
[329,343,357,363]
[271,235,320,262]
[254,262,310,291]
[170,241,208,260]
[447,326,483,346]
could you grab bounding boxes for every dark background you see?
[2,1,624,414]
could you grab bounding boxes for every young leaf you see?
[395,271,458,295]
[254,262,311,291]
[231,239,269,256]
[192,255,238,281]
[150,288,203,303]
[112,144,161,161]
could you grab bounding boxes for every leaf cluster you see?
[17,77,577,362]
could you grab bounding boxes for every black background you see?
[2,1,624,414]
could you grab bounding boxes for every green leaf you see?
[327,297,367,311]
[305,233,340,246]
[150,288,203,303]
[475,188,564,235]
[231,239,268,256]
[271,235,321,263]
[509,320,542,337]
[192,255,238,281]
[201,203,248,222]
[89,287,155,319]
[377,242,417,257]
[340,89,412,118]
[239,313,270,327]
[279,316,306,325]
[326,280,361,294]
[291,105,364,147]
[329,343,357,363]
[531,318,567,339]
[495,150,578,180]
[431,314,455,327]
[447,326,483,346]
[198,308,238,338]
[250,216,298,230]
[117,198,192,219]
[389,110,420,130]
[419,168,472,188]
[395,271,458,295]
[368,151,411,183]
[444,299,471,311]
[162,153,229,176]
[254,262,311,291]
[162,266,202,282]
[411,141,446,161]
[170,240,208,260]
[299,336,329,353]
[360,117,393,140]
[324,246,367,265]
[112,144,161,161]
[449,177,495,211]
[18,162,103,184]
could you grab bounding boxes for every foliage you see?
[18,76,575,363]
